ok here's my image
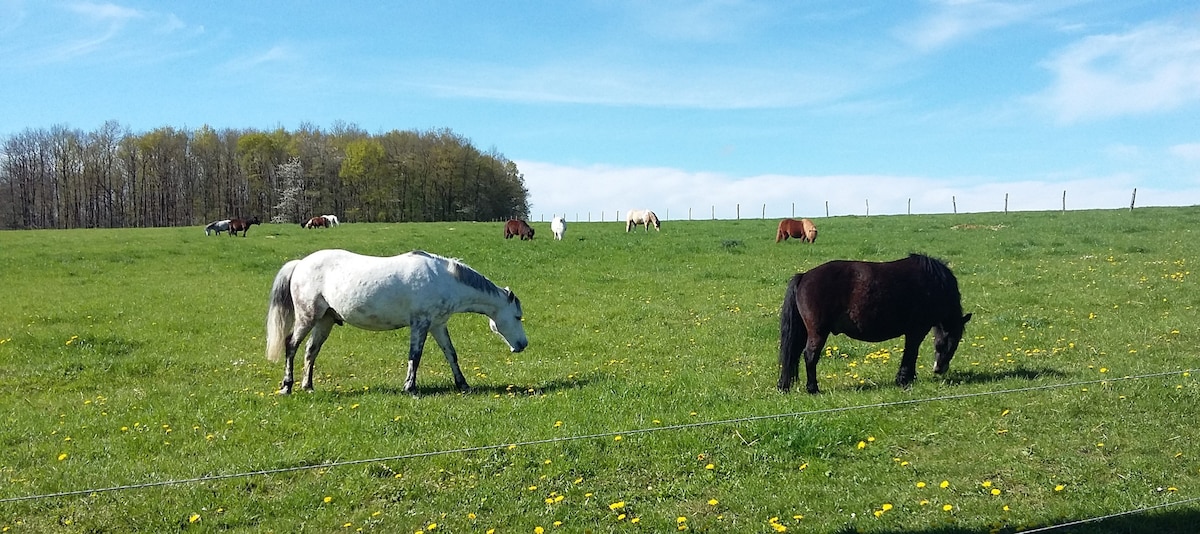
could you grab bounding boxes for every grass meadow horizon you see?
[2,207,1199,532]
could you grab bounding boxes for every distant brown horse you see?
[302,216,329,229]
[776,218,817,243]
[504,219,535,240]
[228,216,261,237]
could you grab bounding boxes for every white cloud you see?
[1034,22,1200,122]
[1169,143,1200,161]
[897,0,1043,52]
[518,160,1199,221]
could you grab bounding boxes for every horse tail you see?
[776,221,785,243]
[778,272,807,391]
[265,260,300,363]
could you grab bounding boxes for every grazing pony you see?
[778,254,972,394]
[550,215,566,240]
[303,216,329,229]
[265,249,528,394]
[321,214,340,226]
[228,216,260,237]
[776,218,818,243]
[504,219,535,240]
[625,209,661,232]
[204,219,231,236]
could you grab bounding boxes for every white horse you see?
[551,215,566,240]
[625,209,661,232]
[204,219,231,236]
[265,249,528,395]
[321,214,340,226]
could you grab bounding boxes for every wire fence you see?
[3,368,1195,532]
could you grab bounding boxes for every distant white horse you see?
[551,215,566,240]
[625,209,661,232]
[265,249,528,395]
[321,215,340,226]
[204,219,231,236]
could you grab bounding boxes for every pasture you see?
[2,208,1199,533]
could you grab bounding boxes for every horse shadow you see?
[944,365,1067,385]
[861,506,1200,533]
[329,377,591,399]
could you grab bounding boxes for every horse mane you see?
[909,253,960,298]
[410,250,503,297]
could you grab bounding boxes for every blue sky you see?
[2,1,1199,219]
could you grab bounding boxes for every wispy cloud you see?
[1033,22,1200,122]
[620,0,772,42]
[1170,143,1200,161]
[219,45,299,73]
[896,0,1045,52]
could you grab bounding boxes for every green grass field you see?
[2,208,1199,533]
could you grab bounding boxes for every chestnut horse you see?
[776,218,817,243]
[228,216,261,237]
[504,219,535,240]
[779,254,972,394]
[303,216,329,229]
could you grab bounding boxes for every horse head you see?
[932,313,972,374]
[488,287,528,353]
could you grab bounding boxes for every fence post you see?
[689,207,692,221]
[825,201,829,218]
[1130,188,1137,211]
[792,202,795,218]
[711,205,715,220]
[736,203,740,220]
[865,199,870,217]
[907,198,911,215]
[952,196,957,214]
[762,204,766,219]
[1004,193,1008,214]
[1062,190,1066,213]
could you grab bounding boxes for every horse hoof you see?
[277,388,292,396]
[806,385,820,395]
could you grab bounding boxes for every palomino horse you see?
[625,209,661,232]
[321,215,340,226]
[228,216,260,237]
[504,219,535,240]
[550,216,566,240]
[779,254,972,394]
[776,218,817,243]
[204,219,231,236]
[266,249,528,394]
[302,216,329,229]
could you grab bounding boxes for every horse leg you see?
[404,320,431,394]
[279,321,316,395]
[429,322,470,392]
[895,332,927,387]
[803,332,829,394]
[300,316,336,392]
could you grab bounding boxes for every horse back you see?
[797,258,958,340]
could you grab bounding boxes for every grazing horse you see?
[550,215,566,241]
[625,209,661,232]
[776,218,818,243]
[778,254,972,394]
[204,219,231,236]
[265,249,528,394]
[321,215,340,226]
[228,216,260,237]
[504,219,535,240]
[303,216,329,229]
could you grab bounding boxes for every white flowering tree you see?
[271,157,304,224]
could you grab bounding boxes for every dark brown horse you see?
[228,216,260,237]
[779,254,972,394]
[504,219,535,240]
[302,216,329,229]
[776,218,817,243]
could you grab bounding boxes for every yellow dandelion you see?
[771,522,788,533]
[916,481,927,488]
[554,421,563,427]
[1054,484,1066,492]
[189,514,201,523]
[708,499,719,506]
[873,510,884,518]
[920,499,930,506]
[609,501,625,510]
[705,463,715,470]
[616,514,626,521]
[677,516,687,523]
[857,441,866,449]
[943,504,954,512]
[427,523,437,530]
[881,503,893,511]
[323,496,333,503]
[342,522,352,528]
[631,517,640,524]
[982,481,992,487]
[991,489,1001,496]
[614,435,623,441]
[940,480,950,488]
[534,527,544,534]
[57,453,67,461]
[867,436,876,442]
[1003,505,1011,511]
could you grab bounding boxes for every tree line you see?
[0,121,530,230]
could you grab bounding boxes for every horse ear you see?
[962,313,973,324]
[503,286,515,301]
